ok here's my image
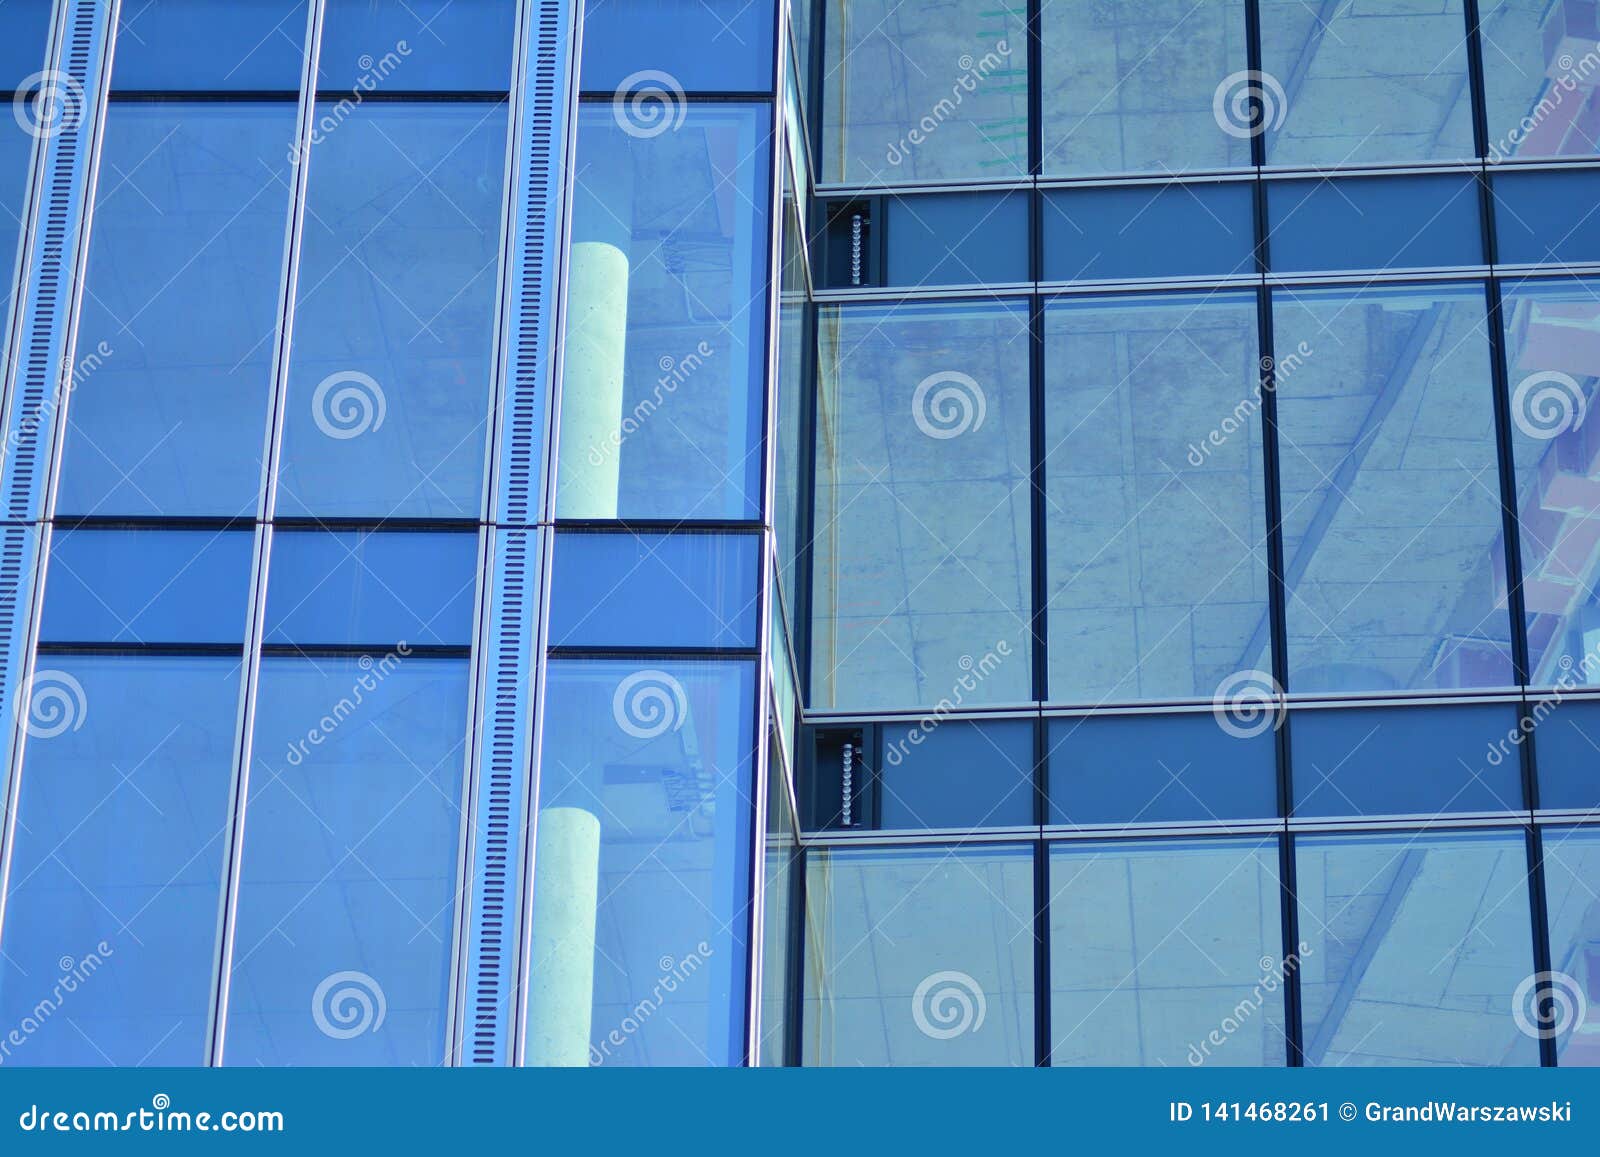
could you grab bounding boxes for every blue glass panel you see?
[1044,293,1270,701]
[884,192,1028,287]
[224,657,469,1066]
[112,0,308,90]
[0,656,239,1065]
[319,0,516,92]
[802,845,1034,1066]
[1050,838,1286,1066]
[58,103,295,517]
[1272,285,1514,692]
[1501,279,1600,681]
[1296,830,1538,1066]
[0,0,52,92]
[759,740,797,1067]
[1539,826,1600,1066]
[1494,169,1600,266]
[549,530,759,649]
[1528,699,1600,811]
[527,659,754,1066]
[879,718,1033,830]
[812,302,1033,709]
[1482,2,1600,161]
[265,529,477,648]
[1292,703,1522,817]
[41,528,253,644]
[1042,183,1254,282]
[1259,0,1475,165]
[580,0,775,93]
[820,0,1028,183]
[277,102,507,519]
[1041,0,1249,176]
[1048,713,1277,825]
[0,0,51,307]
[555,104,769,521]
[1267,174,1482,273]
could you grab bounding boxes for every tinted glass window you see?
[1540,826,1600,1067]
[1481,1,1600,161]
[884,192,1028,287]
[0,0,53,316]
[581,0,775,93]
[1493,169,1600,267]
[112,0,308,90]
[1042,183,1254,282]
[878,718,1033,830]
[319,0,517,92]
[1526,699,1600,811]
[1267,174,1482,273]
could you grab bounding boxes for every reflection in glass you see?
[581,0,775,93]
[802,845,1033,1066]
[225,658,469,1065]
[1050,838,1285,1066]
[1273,286,1512,693]
[1481,0,1600,161]
[1539,827,1600,1066]
[1045,293,1268,702]
[760,730,798,1067]
[319,0,517,92]
[1296,830,1538,1066]
[0,656,240,1065]
[526,660,755,1066]
[812,302,1032,710]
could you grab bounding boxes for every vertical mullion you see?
[1526,825,1558,1066]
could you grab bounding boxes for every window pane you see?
[1259,0,1474,165]
[0,656,239,1065]
[1482,1,1600,161]
[549,530,759,649]
[759,735,797,1067]
[0,0,52,314]
[1050,838,1286,1066]
[112,0,308,90]
[319,0,517,92]
[1493,169,1600,266]
[1042,184,1255,282]
[581,0,775,93]
[802,845,1034,1066]
[1048,713,1277,826]
[264,529,477,648]
[812,302,1032,710]
[59,104,295,517]
[883,192,1028,287]
[555,104,768,521]
[1267,174,1482,273]
[1539,826,1600,1066]
[224,657,468,1065]
[42,527,254,645]
[1273,286,1513,692]
[1291,703,1523,817]
[879,718,1033,830]
[1502,279,1600,682]
[1041,0,1249,175]
[1044,293,1269,702]
[527,659,755,1066]
[820,0,1027,183]
[277,103,507,518]
[1296,830,1539,1066]
[1527,699,1600,811]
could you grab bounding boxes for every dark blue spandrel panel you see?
[581,0,775,93]
[0,655,240,1065]
[41,528,254,645]
[1291,703,1523,817]
[549,530,759,649]
[884,191,1028,287]
[1048,712,1277,826]
[878,718,1033,830]
[319,0,517,92]
[224,657,469,1066]
[112,0,309,90]
[1494,168,1600,266]
[1528,699,1600,811]
[1267,174,1482,273]
[1042,183,1254,282]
